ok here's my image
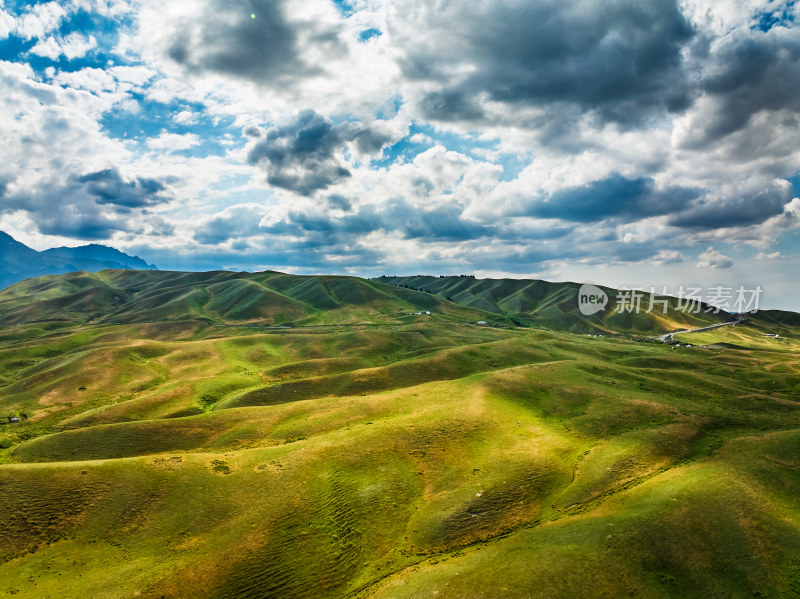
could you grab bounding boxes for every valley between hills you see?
[1,269,800,598]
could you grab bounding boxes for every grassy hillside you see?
[0,270,496,327]
[374,275,730,334]
[0,270,799,598]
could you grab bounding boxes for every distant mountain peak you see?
[0,231,40,258]
[42,243,157,270]
[0,230,158,290]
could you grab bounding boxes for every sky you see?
[1,0,799,310]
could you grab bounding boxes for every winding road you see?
[658,316,744,344]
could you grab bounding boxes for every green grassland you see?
[0,270,799,597]
[374,275,731,333]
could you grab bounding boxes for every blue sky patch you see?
[100,95,236,160]
[330,0,355,18]
[359,28,382,42]
[754,1,796,31]
[788,172,800,198]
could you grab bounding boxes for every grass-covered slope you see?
[0,270,495,326]
[375,275,730,334]
[0,271,799,598]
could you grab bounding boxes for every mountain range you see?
[0,231,157,290]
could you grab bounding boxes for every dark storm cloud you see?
[246,110,392,196]
[9,185,175,240]
[327,194,352,210]
[351,126,395,154]
[405,0,800,170]
[31,206,175,240]
[35,212,133,240]
[410,0,695,127]
[682,28,800,147]
[419,91,485,122]
[242,125,263,139]
[74,168,171,208]
[1,169,175,240]
[247,110,351,196]
[165,0,333,82]
[669,182,793,229]
[522,175,700,222]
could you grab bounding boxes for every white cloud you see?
[652,249,685,265]
[408,133,432,144]
[678,0,775,34]
[696,247,734,269]
[109,65,157,86]
[53,67,118,94]
[0,60,227,243]
[174,110,198,125]
[68,0,132,18]
[756,251,784,260]
[146,132,201,152]
[14,2,68,40]
[0,8,13,40]
[133,0,400,121]
[30,32,98,60]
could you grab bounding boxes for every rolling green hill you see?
[374,275,731,334]
[0,270,799,598]
[0,270,495,327]
[0,268,741,335]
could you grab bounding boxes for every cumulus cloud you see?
[392,0,695,129]
[72,168,173,208]
[651,249,685,265]
[0,8,14,40]
[696,246,734,269]
[163,0,309,82]
[128,0,800,272]
[246,111,352,196]
[0,56,189,242]
[137,0,359,104]
[668,179,793,229]
[30,32,98,60]
[2,166,176,240]
[70,0,132,18]
[33,209,173,241]
[12,1,68,40]
[245,110,392,196]
[679,26,800,148]
[173,110,198,125]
